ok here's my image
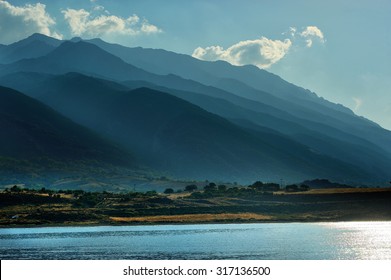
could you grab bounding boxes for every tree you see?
[10,185,21,193]
[164,188,174,194]
[204,183,217,192]
[145,190,157,196]
[263,183,280,191]
[218,184,227,191]
[285,184,299,192]
[249,181,264,190]
[185,184,198,192]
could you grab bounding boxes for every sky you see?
[1,0,390,130]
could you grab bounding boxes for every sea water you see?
[1,222,390,260]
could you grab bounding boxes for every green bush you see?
[164,188,174,194]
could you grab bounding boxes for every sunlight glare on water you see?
[1,222,391,259]
[319,222,391,260]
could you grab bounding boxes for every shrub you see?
[285,184,299,192]
[204,183,217,192]
[218,185,227,191]
[185,184,198,192]
[164,188,174,194]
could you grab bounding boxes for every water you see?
[1,222,390,260]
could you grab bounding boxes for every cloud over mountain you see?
[353,97,363,112]
[0,0,62,44]
[299,26,325,47]
[192,37,292,69]
[193,25,325,68]
[62,8,162,38]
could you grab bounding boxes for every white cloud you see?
[305,39,313,48]
[62,8,162,38]
[283,26,297,37]
[300,26,325,47]
[0,0,62,44]
[353,97,363,111]
[192,37,292,69]
[93,5,105,12]
[193,26,325,69]
[141,21,161,33]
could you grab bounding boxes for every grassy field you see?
[275,188,391,195]
[110,213,273,223]
[1,186,391,227]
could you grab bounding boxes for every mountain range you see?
[0,33,390,187]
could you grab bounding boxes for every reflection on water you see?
[320,222,391,260]
[0,222,390,260]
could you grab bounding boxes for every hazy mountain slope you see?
[0,33,60,64]
[88,38,343,107]
[212,75,391,155]
[122,82,391,181]
[89,38,391,154]
[3,34,387,152]
[0,40,325,138]
[0,85,133,165]
[2,68,377,156]
[4,41,384,158]
[1,71,388,183]
[0,35,389,183]
[4,71,385,164]
[2,73,374,183]
[0,37,384,146]
[121,75,383,153]
[0,41,158,83]
[0,85,147,188]
[91,39,352,115]
[87,38,215,82]
[120,74,391,167]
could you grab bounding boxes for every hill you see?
[88,37,391,156]
[0,33,61,64]
[0,85,138,187]
[5,73,378,182]
[0,35,390,184]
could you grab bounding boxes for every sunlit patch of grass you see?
[109,213,273,223]
[275,188,391,195]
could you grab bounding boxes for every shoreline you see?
[2,216,391,229]
[2,187,391,229]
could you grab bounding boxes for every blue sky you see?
[1,0,390,130]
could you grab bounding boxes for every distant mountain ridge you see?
[86,36,391,154]
[0,85,140,188]
[0,33,61,64]
[0,71,380,182]
[0,33,390,185]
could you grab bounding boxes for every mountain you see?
[120,81,391,179]
[1,70,389,183]
[2,35,387,147]
[0,40,157,82]
[88,37,391,155]
[0,85,136,185]
[2,38,389,160]
[0,33,61,64]
[88,38,354,111]
[0,34,390,184]
[0,72,372,183]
